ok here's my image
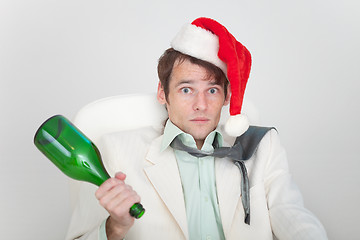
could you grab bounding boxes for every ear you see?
[157,81,167,104]
[223,84,231,106]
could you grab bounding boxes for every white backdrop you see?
[1,0,359,239]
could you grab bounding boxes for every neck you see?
[195,140,204,150]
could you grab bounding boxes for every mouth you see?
[190,117,210,123]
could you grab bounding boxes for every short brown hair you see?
[157,48,228,101]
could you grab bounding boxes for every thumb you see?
[114,171,126,181]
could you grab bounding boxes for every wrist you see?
[105,217,127,240]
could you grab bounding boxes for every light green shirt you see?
[161,120,225,240]
[100,121,225,240]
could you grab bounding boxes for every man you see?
[66,18,327,239]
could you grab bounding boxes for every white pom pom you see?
[224,114,249,137]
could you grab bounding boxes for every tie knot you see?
[171,136,238,159]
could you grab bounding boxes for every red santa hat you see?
[171,17,252,137]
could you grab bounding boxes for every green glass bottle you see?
[34,115,145,219]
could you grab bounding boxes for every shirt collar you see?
[161,119,223,152]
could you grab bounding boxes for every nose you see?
[193,92,208,111]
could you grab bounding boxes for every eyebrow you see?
[175,79,221,88]
[175,80,193,86]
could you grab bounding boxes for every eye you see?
[209,88,217,94]
[181,87,191,94]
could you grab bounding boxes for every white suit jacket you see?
[65,127,327,240]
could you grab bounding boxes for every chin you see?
[184,122,216,139]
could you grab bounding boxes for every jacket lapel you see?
[143,136,189,239]
[215,156,242,237]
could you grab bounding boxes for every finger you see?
[107,190,141,217]
[105,188,133,211]
[95,177,123,200]
[98,183,130,208]
[101,188,139,219]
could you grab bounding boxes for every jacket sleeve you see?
[263,130,328,240]
[64,180,109,240]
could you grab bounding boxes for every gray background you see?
[1,0,359,239]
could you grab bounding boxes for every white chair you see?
[73,93,168,145]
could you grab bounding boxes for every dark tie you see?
[170,126,274,225]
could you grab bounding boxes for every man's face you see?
[157,59,230,148]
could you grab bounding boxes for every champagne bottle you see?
[34,115,145,219]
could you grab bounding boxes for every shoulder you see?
[255,127,283,155]
[96,126,163,175]
[221,125,278,147]
[246,126,284,167]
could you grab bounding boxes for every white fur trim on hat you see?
[171,24,227,74]
[224,114,249,137]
